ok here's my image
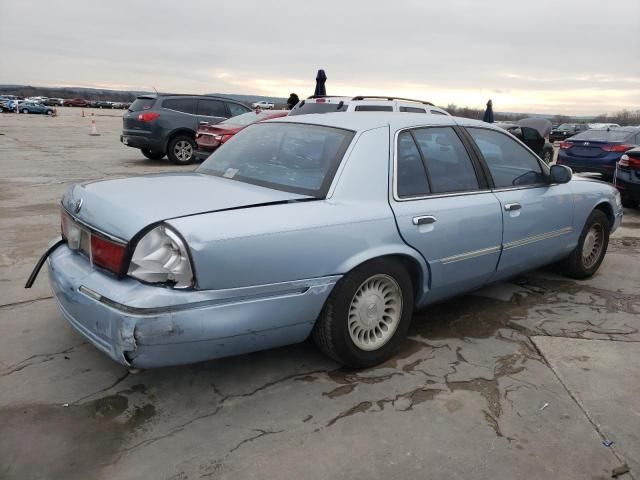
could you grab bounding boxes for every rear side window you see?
[162,98,198,114]
[227,102,251,117]
[354,105,393,112]
[129,98,155,112]
[430,110,447,115]
[467,127,545,188]
[396,131,430,197]
[521,127,540,140]
[198,99,227,117]
[399,106,426,113]
[412,127,479,193]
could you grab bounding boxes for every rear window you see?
[129,98,156,112]
[288,102,348,116]
[570,129,634,142]
[354,105,393,112]
[197,123,354,197]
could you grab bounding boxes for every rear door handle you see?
[412,215,437,225]
[504,203,522,211]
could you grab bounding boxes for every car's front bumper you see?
[47,245,339,368]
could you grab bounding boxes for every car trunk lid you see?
[123,96,157,132]
[62,172,313,241]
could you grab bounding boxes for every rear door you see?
[466,127,574,280]
[390,126,502,303]
[197,98,228,124]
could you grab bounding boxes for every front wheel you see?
[313,258,414,368]
[563,210,609,279]
[22,109,29,114]
[141,148,165,160]
[167,135,196,165]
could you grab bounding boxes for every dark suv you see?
[121,95,252,164]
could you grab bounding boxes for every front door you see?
[466,127,574,280]
[390,127,503,304]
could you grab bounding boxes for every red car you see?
[194,110,288,161]
[63,98,90,107]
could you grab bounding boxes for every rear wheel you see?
[167,135,196,165]
[313,258,414,368]
[563,210,609,279]
[141,148,165,160]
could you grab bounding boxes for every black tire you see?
[621,197,638,209]
[141,148,165,160]
[563,210,610,279]
[167,134,196,165]
[542,149,553,164]
[313,258,414,368]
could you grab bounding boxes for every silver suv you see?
[288,95,450,116]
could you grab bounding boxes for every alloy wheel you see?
[348,274,403,351]
[174,140,193,162]
[582,223,604,269]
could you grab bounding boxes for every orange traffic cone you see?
[89,115,100,136]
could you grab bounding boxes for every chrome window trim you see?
[440,245,501,265]
[392,126,488,202]
[61,204,127,245]
[504,227,573,250]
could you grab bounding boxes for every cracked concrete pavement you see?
[1,108,638,479]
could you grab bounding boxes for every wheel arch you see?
[334,247,431,306]
[594,201,615,230]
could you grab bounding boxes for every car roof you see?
[268,111,499,133]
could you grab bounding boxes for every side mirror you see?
[548,164,572,184]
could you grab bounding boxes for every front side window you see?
[227,102,251,117]
[162,98,198,114]
[197,123,354,197]
[467,127,546,188]
[198,99,227,117]
[396,131,430,198]
[412,127,479,193]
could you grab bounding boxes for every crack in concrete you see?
[0,341,88,377]
[0,295,53,310]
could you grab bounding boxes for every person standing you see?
[287,93,300,110]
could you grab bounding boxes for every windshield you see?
[221,111,279,127]
[570,129,633,142]
[288,102,349,116]
[197,123,354,197]
[557,124,576,131]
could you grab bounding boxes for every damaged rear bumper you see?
[48,245,339,368]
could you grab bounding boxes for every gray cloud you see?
[1,0,638,114]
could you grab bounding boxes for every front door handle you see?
[504,203,522,211]
[413,215,437,226]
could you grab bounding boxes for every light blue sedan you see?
[27,113,623,369]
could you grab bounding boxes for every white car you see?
[251,100,275,109]
[289,95,451,116]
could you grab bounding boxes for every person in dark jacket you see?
[482,99,494,123]
[287,93,300,110]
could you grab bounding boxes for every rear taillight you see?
[315,98,327,103]
[559,141,572,150]
[138,112,160,122]
[220,134,233,143]
[619,154,640,169]
[91,235,127,274]
[602,144,633,152]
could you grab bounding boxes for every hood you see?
[62,172,311,241]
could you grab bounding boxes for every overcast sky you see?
[1,0,638,115]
